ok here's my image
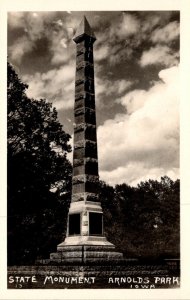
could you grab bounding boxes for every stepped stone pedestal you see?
[50,202,123,264]
[48,16,123,264]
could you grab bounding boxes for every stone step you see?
[49,257,125,264]
[57,245,116,252]
[50,250,123,261]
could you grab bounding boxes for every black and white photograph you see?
[1,0,190,298]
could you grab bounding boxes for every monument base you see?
[47,199,124,264]
[57,235,115,247]
[49,236,123,264]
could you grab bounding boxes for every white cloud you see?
[8,12,25,28]
[151,21,179,43]
[120,13,140,37]
[97,66,179,186]
[8,12,74,66]
[140,45,179,67]
[94,45,109,61]
[23,64,75,110]
[111,13,140,39]
[48,19,75,65]
[60,38,68,48]
[95,13,141,66]
[67,134,73,163]
[117,80,134,94]
[95,77,135,105]
[9,36,33,63]
[50,33,73,65]
[54,19,64,27]
[119,89,147,114]
[142,15,161,33]
[141,12,174,33]
[100,164,179,187]
[26,14,45,41]
[32,13,38,18]
[94,13,179,68]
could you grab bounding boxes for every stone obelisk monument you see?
[50,16,123,263]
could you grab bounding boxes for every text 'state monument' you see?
[50,16,123,263]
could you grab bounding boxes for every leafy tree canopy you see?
[100,176,180,260]
[8,62,72,264]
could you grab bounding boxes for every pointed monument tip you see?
[73,15,96,43]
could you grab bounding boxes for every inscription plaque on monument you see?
[69,214,81,236]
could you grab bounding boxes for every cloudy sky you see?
[8,11,180,186]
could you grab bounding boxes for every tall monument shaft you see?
[50,17,123,262]
[72,18,99,204]
[61,16,105,242]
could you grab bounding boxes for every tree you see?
[100,177,180,260]
[7,62,72,265]
[135,176,180,258]
[99,181,124,250]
